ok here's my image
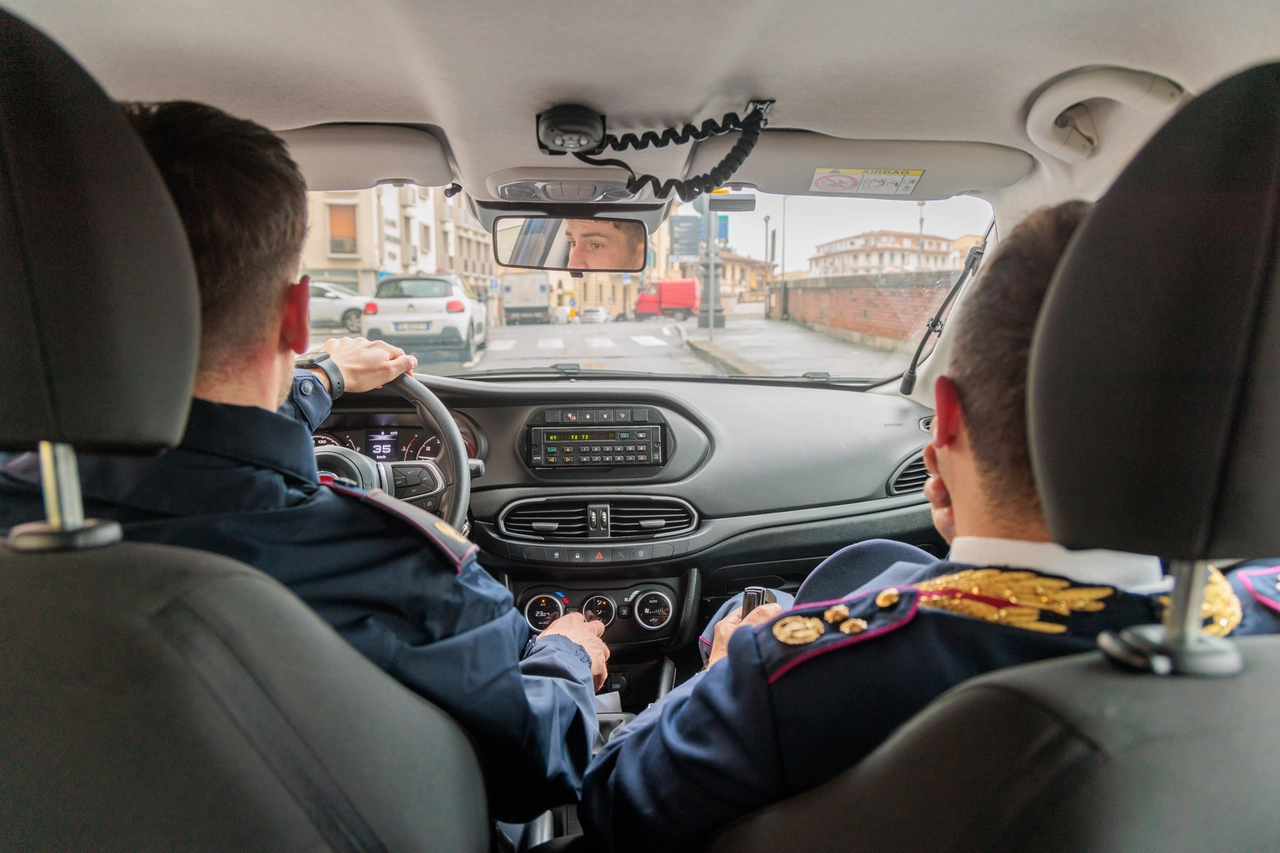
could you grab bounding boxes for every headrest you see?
[1029,64,1280,560]
[0,9,198,453]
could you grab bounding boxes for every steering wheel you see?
[312,373,471,532]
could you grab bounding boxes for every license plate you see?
[394,322,430,331]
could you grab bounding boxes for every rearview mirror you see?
[493,216,647,272]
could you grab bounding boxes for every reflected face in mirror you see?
[565,220,646,270]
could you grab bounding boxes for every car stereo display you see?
[529,426,661,467]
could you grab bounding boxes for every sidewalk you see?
[678,303,914,379]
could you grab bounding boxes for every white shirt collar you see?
[947,537,1168,593]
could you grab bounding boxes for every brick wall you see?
[767,272,953,351]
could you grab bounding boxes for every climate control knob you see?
[634,590,673,631]
[582,595,616,627]
[524,594,565,631]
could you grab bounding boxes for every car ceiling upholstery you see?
[9,0,1280,223]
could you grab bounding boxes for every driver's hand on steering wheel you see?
[310,337,418,394]
[540,613,611,691]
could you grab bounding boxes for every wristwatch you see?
[295,351,344,399]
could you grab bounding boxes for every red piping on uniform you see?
[1237,567,1280,615]
[917,589,1027,609]
[767,599,920,685]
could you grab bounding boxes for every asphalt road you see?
[411,319,717,376]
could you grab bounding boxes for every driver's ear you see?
[932,375,964,449]
[280,275,311,355]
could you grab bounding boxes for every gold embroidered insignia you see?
[913,569,1114,634]
[433,520,471,545]
[1158,566,1242,638]
[772,615,825,645]
[875,588,900,608]
[824,604,850,624]
[839,618,868,635]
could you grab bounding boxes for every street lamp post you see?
[762,214,771,289]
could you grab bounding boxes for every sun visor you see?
[686,131,1034,199]
[280,124,453,191]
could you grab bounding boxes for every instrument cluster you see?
[312,418,481,462]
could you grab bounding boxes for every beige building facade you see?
[808,230,961,276]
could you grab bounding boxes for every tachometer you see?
[401,432,442,460]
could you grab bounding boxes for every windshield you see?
[300,184,992,381]
[375,278,452,298]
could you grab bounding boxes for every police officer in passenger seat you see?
[579,201,1250,853]
[0,101,607,823]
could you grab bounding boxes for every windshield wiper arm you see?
[899,221,993,395]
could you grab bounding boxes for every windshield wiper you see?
[899,220,994,395]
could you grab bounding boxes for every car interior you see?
[2,1,1280,850]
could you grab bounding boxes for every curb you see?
[682,336,773,376]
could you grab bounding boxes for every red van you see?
[634,278,699,320]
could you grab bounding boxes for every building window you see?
[421,224,432,253]
[327,203,358,256]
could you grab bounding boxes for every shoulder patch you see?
[761,589,918,684]
[913,568,1114,634]
[1233,564,1280,618]
[326,483,478,572]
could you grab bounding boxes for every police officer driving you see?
[577,201,1247,852]
[0,101,608,823]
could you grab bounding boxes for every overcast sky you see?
[674,193,994,274]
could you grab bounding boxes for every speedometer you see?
[313,433,340,448]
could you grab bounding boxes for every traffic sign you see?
[569,298,577,307]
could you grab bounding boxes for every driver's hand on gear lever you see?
[540,613,611,691]
[309,337,418,395]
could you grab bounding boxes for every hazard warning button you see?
[586,548,611,564]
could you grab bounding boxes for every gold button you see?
[875,588,900,608]
[839,618,868,635]
[824,604,850,624]
[772,615,825,645]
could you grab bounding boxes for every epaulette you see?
[1233,564,1280,618]
[1151,565,1243,637]
[760,588,918,684]
[325,482,478,573]
[913,567,1115,634]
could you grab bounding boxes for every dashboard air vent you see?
[499,495,698,541]
[919,416,934,433]
[502,501,589,539]
[608,498,696,540]
[889,453,929,495]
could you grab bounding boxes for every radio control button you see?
[637,454,648,462]
[599,409,614,422]
[581,410,595,422]
[626,455,636,462]
[616,409,631,422]
[636,430,648,440]
[591,455,602,463]
[563,410,580,422]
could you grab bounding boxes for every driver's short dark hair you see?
[121,101,308,376]
[947,200,1092,518]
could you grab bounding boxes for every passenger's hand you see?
[705,602,783,669]
[922,443,956,544]
[541,612,611,691]
[314,337,418,394]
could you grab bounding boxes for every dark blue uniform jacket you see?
[0,372,596,822]
[581,558,1249,853]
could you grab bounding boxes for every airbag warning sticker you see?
[810,168,923,195]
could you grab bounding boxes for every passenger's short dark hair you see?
[121,101,308,375]
[947,200,1092,517]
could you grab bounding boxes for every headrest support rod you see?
[6,442,121,553]
[1097,560,1242,677]
[38,442,84,532]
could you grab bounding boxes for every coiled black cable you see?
[574,105,769,202]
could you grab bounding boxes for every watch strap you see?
[297,352,344,399]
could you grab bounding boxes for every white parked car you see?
[580,306,612,324]
[308,281,366,333]
[360,275,488,361]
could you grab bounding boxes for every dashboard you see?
[318,377,944,705]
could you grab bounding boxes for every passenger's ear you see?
[932,376,964,449]
[280,276,311,355]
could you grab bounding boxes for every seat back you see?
[707,63,1280,851]
[709,637,1280,853]
[0,9,488,849]
[0,544,489,852]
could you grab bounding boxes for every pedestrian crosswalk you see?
[484,328,676,353]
